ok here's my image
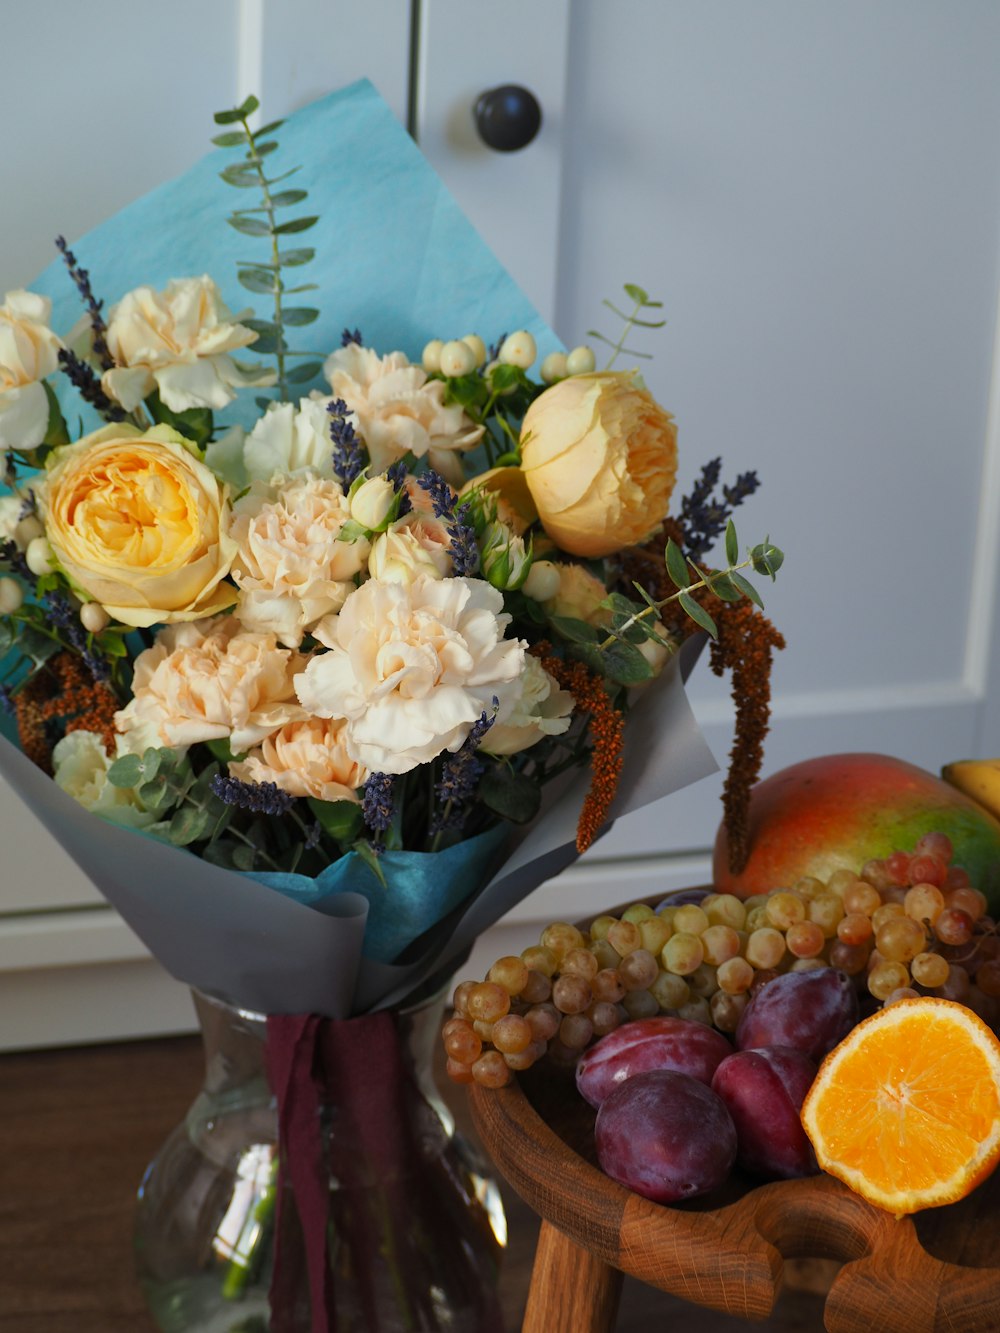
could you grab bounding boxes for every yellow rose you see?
[41,423,237,627]
[520,372,678,557]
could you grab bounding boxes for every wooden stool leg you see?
[522,1217,623,1333]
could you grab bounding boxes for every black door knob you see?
[473,85,542,152]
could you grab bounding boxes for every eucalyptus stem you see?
[238,113,288,401]
[602,292,648,371]
[597,554,759,650]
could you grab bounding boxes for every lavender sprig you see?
[341,327,363,347]
[0,539,30,579]
[0,684,14,717]
[328,398,367,489]
[416,470,479,576]
[430,703,497,835]
[56,348,125,422]
[362,772,396,834]
[43,591,110,683]
[210,774,296,816]
[55,236,115,371]
[385,460,412,518]
[678,457,760,561]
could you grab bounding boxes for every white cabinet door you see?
[0,0,411,1049]
[417,1,1000,930]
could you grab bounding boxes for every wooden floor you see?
[0,1032,831,1332]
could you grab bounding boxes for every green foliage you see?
[145,389,213,448]
[307,797,364,844]
[479,763,542,824]
[588,283,667,369]
[213,97,320,401]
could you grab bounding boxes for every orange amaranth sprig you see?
[532,643,624,853]
[14,652,120,773]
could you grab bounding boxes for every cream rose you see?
[41,423,237,627]
[0,492,43,551]
[229,472,369,647]
[367,512,452,585]
[52,730,162,831]
[324,344,482,483]
[115,615,307,753]
[229,716,367,804]
[481,656,574,756]
[0,290,63,449]
[520,371,678,557]
[296,575,525,774]
[102,275,271,413]
[242,396,336,483]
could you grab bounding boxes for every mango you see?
[712,752,1000,910]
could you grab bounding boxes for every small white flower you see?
[499,330,536,370]
[52,731,162,831]
[481,655,574,756]
[566,345,596,375]
[242,396,335,483]
[295,575,525,774]
[367,512,452,585]
[349,475,396,530]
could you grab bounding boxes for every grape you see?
[909,854,947,888]
[467,982,510,1022]
[916,830,953,862]
[588,1001,623,1035]
[662,932,704,975]
[650,971,690,1010]
[677,997,713,1025]
[736,969,859,1059]
[911,951,950,988]
[607,920,643,956]
[790,958,827,973]
[595,1070,737,1202]
[674,904,710,936]
[622,902,656,923]
[765,892,806,930]
[525,1003,560,1042]
[786,921,825,959]
[749,967,780,993]
[711,1047,819,1180]
[859,860,894,893]
[808,894,845,936]
[491,1013,532,1055]
[904,883,945,926]
[520,945,558,977]
[885,850,912,886]
[472,1018,495,1041]
[504,1041,546,1071]
[487,955,529,994]
[875,915,926,964]
[883,987,920,1006]
[717,956,755,995]
[589,968,624,1004]
[709,990,749,1033]
[638,915,673,955]
[828,939,870,976]
[471,1050,512,1088]
[561,947,599,980]
[871,902,905,932]
[619,948,659,991]
[446,1057,475,1084]
[826,869,860,899]
[940,964,971,1002]
[745,927,786,969]
[793,876,825,900]
[944,865,971,890]
[559,1013,594,1049]
[540,921,586,959]
[589,914,618,941]
[621,989,659,1020]
[443,1020,482,1064]
[701,924,741,966]
[976,959,1000,998]
[590,938,622,970]
[687,963,719,999]
[868,960,910,1000]
[452,980,476,1015]
[837,912,873,946]
[947,887,987,921]
[745,906,769,932]
[934,908,974,947]
[552,975,592,1014]
[575,1016,734,1108]
[520,969,552,1005]
[844,882,882,916]
[704,894,747,930]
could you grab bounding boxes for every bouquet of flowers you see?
[0,82,784,1332]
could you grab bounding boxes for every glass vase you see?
[134,989,506,1333]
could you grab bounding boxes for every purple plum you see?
[595,1069,737,1203]
[735,968,858,1060]
[576,1017,733,1109]
[710,1046,819,1179]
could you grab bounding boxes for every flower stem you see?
[597,555,757,649]
[240,114,288,401]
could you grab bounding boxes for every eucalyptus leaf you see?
[274,216,319,235]
[354,839,388,889]
[238,94,260,116]
[708,572,742,603]
[269,189,308,207]
[277,247,315,267]
[255,119,286,137]
[479,765,542,824]
[237,269,278,294]
[281,307,319,327]
[601,640,653,685]
[107,750,161,789]
[253,141,279,157]
[212,130,247,147]
[213,107,245,126]
[232,843,258,871]
[220,164,260,189]
[145,390,213,447]
[136,775,177,815]
[624,282,649,304]
[729,570,764,609]
[307,797,363,843]
[286,360,323,384]
[283,283,319,295]
[665,538,691,589]
[725,518,739,567]
[18,627,61,669]
[550,615,599,645]
[677,591,718,638]
[227,214,271,235]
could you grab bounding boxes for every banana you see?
[941,758,1000,821]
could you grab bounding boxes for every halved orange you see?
[801,997,1000,1218]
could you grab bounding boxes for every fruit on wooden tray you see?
[801,997,1000,1217]
[713,753,1000,911]
[594,1069,737,1203]
[734,969,858,1060]
[710,1046,818,1180]
[575,1016,733,1109]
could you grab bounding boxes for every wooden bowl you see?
[467,888,1000,1333]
